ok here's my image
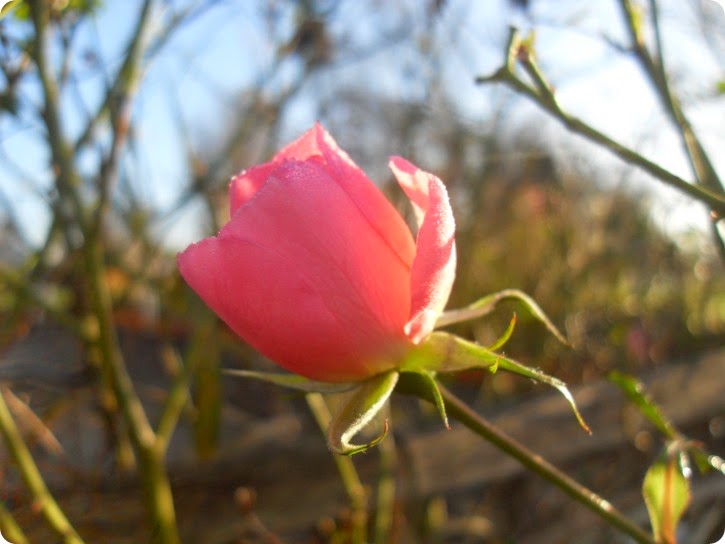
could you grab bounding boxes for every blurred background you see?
[0,0,723,542]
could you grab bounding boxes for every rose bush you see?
[178,123,455,383]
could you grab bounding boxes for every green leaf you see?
[643,454,691,543]
[717,80,725,95]
[609,372,725,477]
[327,371,399,455]
[222,369,357,394]
[401,332,590,434]
[608,371,679,440]
[436,288,568,346]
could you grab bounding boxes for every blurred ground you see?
[1,325,723,543]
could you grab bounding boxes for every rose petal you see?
[229,124,417,273]
[389,156,456,343]
[179,237,384,382]
[229,123,333,215]
[184,158,414,381]
[229,162,277,215]
[276,123,417,270]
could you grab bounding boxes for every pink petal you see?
[229,124,417,273]
[179,238,389,382]
[389,157,457,343]
[182,159,413,382]
[229,162,277,215]
[312,124,416,271]
[228,123,330,215]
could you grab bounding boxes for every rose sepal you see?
[400,330,590,434]
[325,370,399,455]
[436,288,569,346]
[222,369,358,394]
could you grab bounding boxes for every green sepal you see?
[403,370,449,429]
[435,288,569,346]
[401,332,590,434]
[400,332,501,374]
[222,369,357,394]
[327,370,399,456]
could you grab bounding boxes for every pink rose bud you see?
[178,123,456,383]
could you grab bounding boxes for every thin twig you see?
[617,0,725,253]
[155,345,192,453]
[306,392,368,544]
[476,27,725,218]
[81,233,180,544]
[618,0,722,194]
[89,0,154,239]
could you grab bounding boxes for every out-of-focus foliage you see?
[11,0,101,20]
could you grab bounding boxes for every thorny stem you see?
[0,387,84,544]
[476,27,725,219]
[396,375,656,544]
[306,393,368,544]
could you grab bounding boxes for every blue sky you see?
[0,0,723,251]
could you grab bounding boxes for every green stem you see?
[28,2,181,539]
[0,387,84,544]
[155,346,192,453]
[0,501,29,544]
[306,393,368,544]
[396,375,656,544]
[374,409,397,544]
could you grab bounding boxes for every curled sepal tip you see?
[327,371,399,456]
[488,313,517,352]
[223,369,358,394]
[496,357,591,435]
